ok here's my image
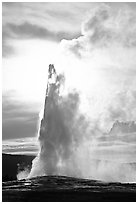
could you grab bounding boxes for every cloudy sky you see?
[3,2,92,154]
[2,2,136,157]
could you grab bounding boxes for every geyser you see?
[27,4,135,183]
[28,64,136,183]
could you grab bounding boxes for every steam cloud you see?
[28,4,135,182]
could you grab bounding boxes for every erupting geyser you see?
[29,64,82,177]
[28,64,135,183]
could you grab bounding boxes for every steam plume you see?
[28,4,135,182]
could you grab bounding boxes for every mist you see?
[21,3,136,183]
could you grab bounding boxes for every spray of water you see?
[27,63,136,183]
[25,4,136,183]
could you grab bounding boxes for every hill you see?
[2,175,136,202]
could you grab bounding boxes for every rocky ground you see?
[2,175,136,202]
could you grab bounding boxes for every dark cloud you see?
[2,22,80,57]
[2,30,15,57]
[2,116,37,140]
[6,22,80,41]
[4,22,57,40]
[2,94,39,140]
[2,2,87,57]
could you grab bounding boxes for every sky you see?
[2,2,136,157]
[3,2,91,154]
